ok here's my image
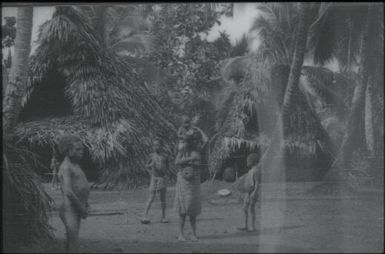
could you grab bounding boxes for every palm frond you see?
[308,3,338,65]
[230,34,248,57]
[3,140,54,250]
[251,3,298,65]
[220,55,252,82]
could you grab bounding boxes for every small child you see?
[57,134,90,252]
[177,115,208,156]
[177,115,193,156]
[236,153,261,232]
[141,139,169,224]
[50,145,62,189]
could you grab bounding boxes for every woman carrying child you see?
[174,123,207,242]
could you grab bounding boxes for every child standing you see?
[177,115,192,156]
[236,153,261,232]
[141,139,169,224]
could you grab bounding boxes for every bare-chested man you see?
[57,134,90,252]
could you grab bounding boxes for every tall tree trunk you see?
[346,19,353,72]
[365,73,375,156]
[282,3,310,129]
[311,5,380,194]
[2,7,33,136]
[2,64,9,96]
[334,5,375,170]
[259,3,311,182]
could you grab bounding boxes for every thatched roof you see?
[209,55,275,175]
[209,53,335,179]
[13,7,177,188]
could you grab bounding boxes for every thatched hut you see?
[12,7,176,189]
[209,54,335,182]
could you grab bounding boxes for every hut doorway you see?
[216,143,261,182]
[18,70,72,121]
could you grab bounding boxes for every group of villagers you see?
[51,115,262,252]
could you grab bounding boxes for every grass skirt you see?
[174,170,201,217]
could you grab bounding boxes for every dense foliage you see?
[147,4,234,132]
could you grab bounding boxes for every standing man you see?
[57,134,90,252]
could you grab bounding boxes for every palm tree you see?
[309,3,383,179]
[211,3,342,181]
[281,3,311,129]
[74,5,154,55]
[2,7,54,251]
[253,3,383,183]
[3,7,33,135]
[70,5,165,85]
[336,4,377,168]
[250,2,299,65]
[306,3,384,193]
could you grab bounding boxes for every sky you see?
[2,4,261,54]
[205,3,261,50]
[2,7,55,55]
[2,4,338,71]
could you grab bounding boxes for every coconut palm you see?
[71,4,165,86]
[250,3,299,65]
[3,7,33,134]
[209,3,342,181]
[335,5,379,169]
[309,3,384,187]
[281,3,311,130]
[2,7,54,251]
[252,2,382,150]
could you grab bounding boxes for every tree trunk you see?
[365,73,375,155]
[2,7,33,136]
[334,5,375,170]
[346,19,353,72]
[259,4,311,183]
[282,3,310,130]
[2,64,9,96]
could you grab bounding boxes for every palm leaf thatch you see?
[209,50,335,181]
[230,34,249,57]
[209,53,273,176]
[3,141,54,251]
[13,7,176,189]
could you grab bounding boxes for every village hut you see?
[12,7,177,189]
[209,53,337,182]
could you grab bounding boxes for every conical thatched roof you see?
[209,53,335,181]
[13,7,177,189]
[209,55,275,177]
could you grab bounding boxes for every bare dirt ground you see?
[16,181,385,253]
